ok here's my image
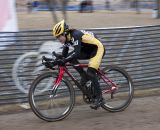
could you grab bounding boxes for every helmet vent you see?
[55,24,62,34]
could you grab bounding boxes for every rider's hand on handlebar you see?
[43,62,53,68]
[42,56,52,61]
[42,56,55,69]
[56,59,65,66]
[52,51,66,66]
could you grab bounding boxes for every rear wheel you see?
[100,65,134,112]
[29,72,75,122]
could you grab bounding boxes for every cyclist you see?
[50,20,105,109]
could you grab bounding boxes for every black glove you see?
[56,59,66,66]
[44,62,53,68]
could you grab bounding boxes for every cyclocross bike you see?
[28,52,134,122]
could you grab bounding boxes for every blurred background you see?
[0,0,160,32]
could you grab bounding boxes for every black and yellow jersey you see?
[62,29,105,70]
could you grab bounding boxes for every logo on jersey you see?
[71,37,79,46]
[73,40,79,46]
[80,30,95,37]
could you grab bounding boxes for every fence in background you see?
[0,25,160,105]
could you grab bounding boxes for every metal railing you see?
[0,25,160,104]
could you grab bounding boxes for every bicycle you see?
[28,52,134,122]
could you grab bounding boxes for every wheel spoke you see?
[100,65,134,112]
[29,72,75,121]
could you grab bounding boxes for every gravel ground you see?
[0,96,160,130]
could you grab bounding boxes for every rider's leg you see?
[69,59,89,86]
[87,44,105,109]
[87,67,103,108]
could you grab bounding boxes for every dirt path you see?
[0,96,160,130]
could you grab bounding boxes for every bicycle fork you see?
[51,67,65,94]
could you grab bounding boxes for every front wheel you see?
[100,65,134,112]
[29,72,75,122]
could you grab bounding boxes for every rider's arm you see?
[63,31,82,63]
[62,45,69,58]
